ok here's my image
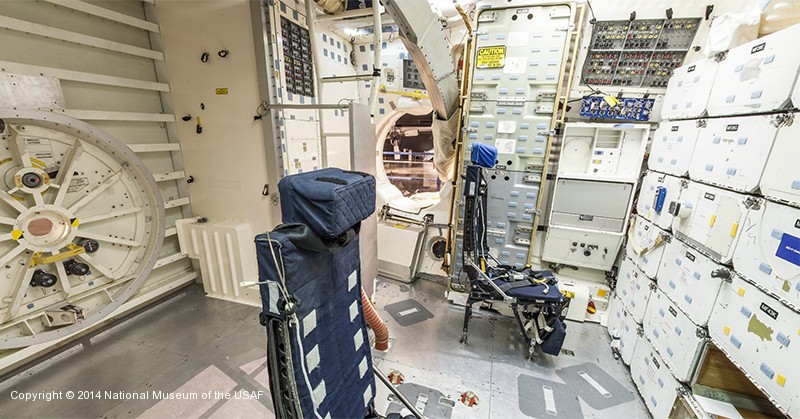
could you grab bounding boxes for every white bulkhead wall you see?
[156,0,279,231]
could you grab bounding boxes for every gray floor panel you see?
[0,278,648,418]
[555,362,637,410]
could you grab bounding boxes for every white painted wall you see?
[156,0,278,234]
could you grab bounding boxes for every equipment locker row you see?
[610,211,800,417]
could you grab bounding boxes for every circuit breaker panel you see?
[581,18,700,88]
[264,2,322,176]
[452,2,576,276]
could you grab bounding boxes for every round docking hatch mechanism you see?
[0,109,164,349]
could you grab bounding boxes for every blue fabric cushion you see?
[279,168,376,239]
[470,143,497,168]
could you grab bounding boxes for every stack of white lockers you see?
[607,23,800,418]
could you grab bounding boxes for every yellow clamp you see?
[379,85,429,101]
[30,243,86,268]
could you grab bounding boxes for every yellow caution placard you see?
[476,46,506,69]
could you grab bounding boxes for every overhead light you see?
[344,27,365,36]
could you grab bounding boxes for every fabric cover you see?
[470,143,498,168]
[256,224,376,418]
[279,167,376,239]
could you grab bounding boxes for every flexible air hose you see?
[361,288,389,350]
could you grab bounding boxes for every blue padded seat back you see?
[279,167,376,239]
[256,225,376,418]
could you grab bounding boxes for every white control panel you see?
[670,181,752,264]
[689,114,779,193]
[558,123,650,181]
[648,120,700,177]
[708,275,800,417]
[656,237,726,326]
[541,226,624,271]
[661,57,719,120]
[707,23,800,117]
[637,171,684,231]
[733,200,800,311]
[643,289,706,383]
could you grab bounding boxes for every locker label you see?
[687,65,696,72]
[725,124,739,131]
[703,192,716,201]
[759,302,779,320]
[671,126,679,131]
[685,252,695,262]
[776,233,800,267]
[751,42,766,54]
[668,306,677,317]
[476,46,506,69]
[794,219,800,229]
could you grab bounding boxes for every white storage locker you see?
[708,275,800,418]
[616,257,653,324]
[626,215,668,279]
[656,238,726,326]
[558,123,650,182]
[630,338,683,419]
[637,171,684,231]
[707,23,800,116]
[670,181,751,264]
[661,57,719,120]
[688,115,778,193]
[606,294,641,365]
[647,120,701,177]
[759,112,800,208]
[643,289,706,383]
[732,199,800,311]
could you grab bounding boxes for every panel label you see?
[686,252,695,262]
[776,233,800,267]
[751,42,766,54]
[516,8,529,14]
[476,46,506,69]
[759,302,779,320]
[725,124,739,131]
[671,126,679,131]
[668,306,677,317]
[494,138,516,154]
[687,65,696,72]
[703,192,716,201]
[795,219,800,229]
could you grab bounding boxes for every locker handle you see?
[730,222,739,238]
[709,214,717,227]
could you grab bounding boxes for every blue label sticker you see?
[776,234,800,267]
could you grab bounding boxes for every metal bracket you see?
[30,243,86,268]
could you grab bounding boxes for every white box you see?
[708,275,800,418]
[630,337,683,419]
[607,294,641,365]
[707,24,800,116]
[549,178,633,232]
[616,257,653,324]
[759,112,800,208]
[733,200,800,311]
[670,181,751,264]
[661,57,719,120]
[643,289,706,383]
[637,171,684,230]
[688,115,779,193]
[626,215,668,279]
[558,123,650,182]
[541,226,623,271]
[656,237,725,326]
[648,120,701,177]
